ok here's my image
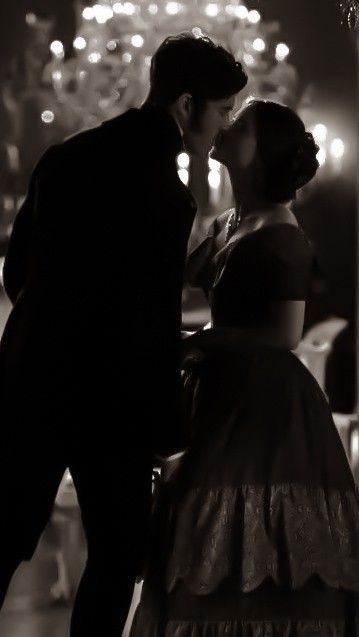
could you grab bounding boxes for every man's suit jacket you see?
[1,105,197,456]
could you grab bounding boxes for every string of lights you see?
[36,1,298,195]
[0,0,349,228]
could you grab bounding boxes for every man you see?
[0,33,246,636]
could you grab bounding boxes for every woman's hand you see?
[181,304,306,357]
[160,450,187,483]
[184,211,230,290]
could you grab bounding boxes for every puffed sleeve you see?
[228,224,314,302]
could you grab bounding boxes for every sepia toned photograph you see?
[0,1,358,635]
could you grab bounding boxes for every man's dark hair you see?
[147,33,247,109]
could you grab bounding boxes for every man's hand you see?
[181,330,206,368]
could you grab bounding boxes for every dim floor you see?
[0,604,71,637]
[0,547,141,637]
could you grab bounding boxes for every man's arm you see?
[3,147,57,304]
[3,172,37,304]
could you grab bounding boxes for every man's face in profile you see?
[183,95,236,160]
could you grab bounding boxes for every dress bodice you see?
[211,223,314,327]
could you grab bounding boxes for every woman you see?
[131,101,359,635]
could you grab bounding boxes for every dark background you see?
[0,0,357,326]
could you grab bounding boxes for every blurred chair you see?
[348,418,359,483]
[294,317,348,392]
[332,414,359,483]
[294,317,358,480]
[332,412,355,462]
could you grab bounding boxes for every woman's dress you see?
[131,223,359,636]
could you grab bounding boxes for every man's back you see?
[4,107,194,337]
[0,105,196,453]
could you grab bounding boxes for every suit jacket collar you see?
[137,104,184,158]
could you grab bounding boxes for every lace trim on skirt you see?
[158,484,359,594]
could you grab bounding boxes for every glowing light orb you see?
[316,147,326,166]
[131,34,144,48]
[166,2,180,15]
[275,42,290,62]
[177,153,190,169]
[208,158,220,171]
[252,38,265,52]
[41,110,55,124]
[50,40,64,57]
[312,124,328,143]
[52,70,62,81]
[206,3,219,17]
[248,9,260,23]
[93,4,113,23]
[74,37,87,50]
[178,169,189,185]
[88,52,102,63]
[123,2,136,15]
[82,7,94,20]
[235,5,248,19]
[107,40,118,51]
[26,13,37,25]
[330,138,345,159]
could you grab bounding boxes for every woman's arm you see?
[183,301,305,360]
[184,234,215,289]
[185,211,230,289]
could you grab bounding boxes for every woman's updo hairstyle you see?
[241,100,319,202]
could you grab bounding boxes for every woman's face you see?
[211,109,257,173]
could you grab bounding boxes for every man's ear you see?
[171,93,193,129]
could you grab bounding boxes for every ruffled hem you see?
[131,617,350,636]
[154,483,359,594]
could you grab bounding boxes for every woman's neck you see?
[228,172,297,227]
[229,174,269,216]
[231,187,292,223]
[237,199,279,219]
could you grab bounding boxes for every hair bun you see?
[298,132,319,158]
